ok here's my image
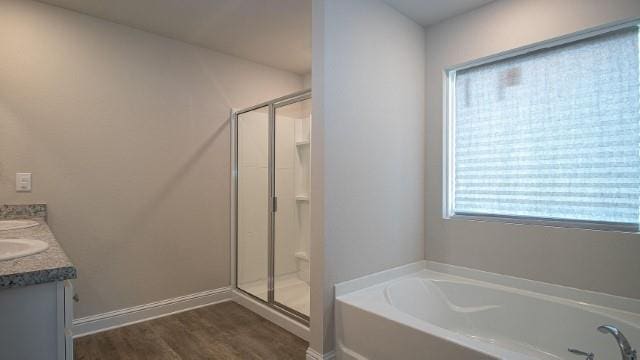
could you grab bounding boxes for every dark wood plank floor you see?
[74,301,308,360]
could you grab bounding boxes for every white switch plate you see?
[16,173,32,192]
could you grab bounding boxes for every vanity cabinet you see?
[0,280,74,359]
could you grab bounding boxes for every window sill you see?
[444,213,639,234]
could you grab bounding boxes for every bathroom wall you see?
[424,0,640,300]
[311,0,426,353]
[0,0,304,318]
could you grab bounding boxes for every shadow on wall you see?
[0,162,9,189]
[124,119,229,233]
[122,47,239,237]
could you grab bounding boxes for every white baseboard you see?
[306,348,336,360]
[72,287,233,338]
[233,289,310,342]
[72,286,313,345]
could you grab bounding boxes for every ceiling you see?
[383,0,495,27]
[37,0,493,75]
[37,0,312,74]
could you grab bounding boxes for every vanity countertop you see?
[0,205,76,289]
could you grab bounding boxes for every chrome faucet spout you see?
[597,325,637,360]
[568,348,594,360]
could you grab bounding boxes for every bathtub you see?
[335,262,640,360]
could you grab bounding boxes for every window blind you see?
[451,26,640,227]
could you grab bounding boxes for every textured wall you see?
[0,0,303,318]
[311,0,426,353]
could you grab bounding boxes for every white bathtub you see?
[335,262,640,360]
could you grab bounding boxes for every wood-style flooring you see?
[74,301,308,360]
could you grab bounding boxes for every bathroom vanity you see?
[0,204,76,360]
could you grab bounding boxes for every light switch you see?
[16,173,32,192]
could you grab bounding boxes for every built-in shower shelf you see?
[295,195,309,201]
[295,139,310,146]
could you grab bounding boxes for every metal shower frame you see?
[230,89,311,324]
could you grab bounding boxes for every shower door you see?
[273,96,311,319]
[234,90,311,323]
[235,105,270,302]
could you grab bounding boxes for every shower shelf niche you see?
[293,112,311,288]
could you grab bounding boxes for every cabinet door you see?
[0,282,59,359]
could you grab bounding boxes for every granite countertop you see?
[0,205,77,289]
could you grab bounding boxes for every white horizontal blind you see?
[451,26,640,227]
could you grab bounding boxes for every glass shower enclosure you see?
[232,90,311,323]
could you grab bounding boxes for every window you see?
[445,23,640,231]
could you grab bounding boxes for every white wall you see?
[0,0,304,318]
[309,0,327,351]
[424,0,640,300]
[311,0,425,353]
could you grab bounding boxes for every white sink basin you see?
[0,239,49,261]
[0,220,39,231]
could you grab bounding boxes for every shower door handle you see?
[272,196,278,212]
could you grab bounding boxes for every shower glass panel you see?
[236,106,270,301]
[274,98,311,318]
[234,89,311,324]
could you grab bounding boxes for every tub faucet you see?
[568,348,594,360]
[597,325,636,360]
